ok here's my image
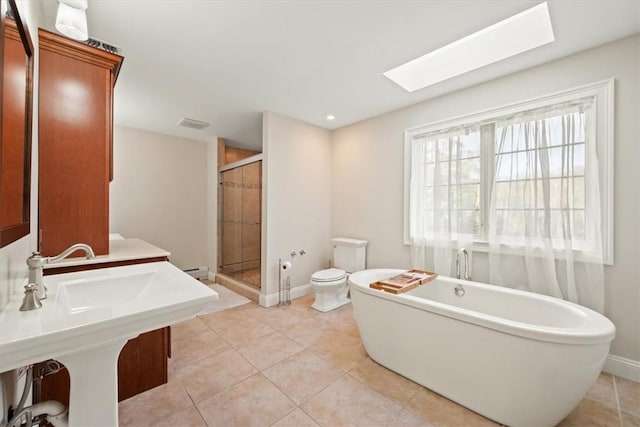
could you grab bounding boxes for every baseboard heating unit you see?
[183,266,209,280]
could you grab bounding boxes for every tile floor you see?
[119,291,640,427]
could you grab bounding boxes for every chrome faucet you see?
[26,243,96,300]
[456,248,471,281]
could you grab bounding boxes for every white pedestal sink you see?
[0,262,217,427]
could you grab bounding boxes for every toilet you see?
[310,237,368,312]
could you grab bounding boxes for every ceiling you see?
[40,1,640,150]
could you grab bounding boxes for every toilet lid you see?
[312,268,346,282]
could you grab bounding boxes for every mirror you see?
[0,0,33,248]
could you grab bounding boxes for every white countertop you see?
[43,238,171,269]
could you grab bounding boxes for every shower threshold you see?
[215,273,261,303]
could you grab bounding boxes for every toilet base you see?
[311,295,350,313]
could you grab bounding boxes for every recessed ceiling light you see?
[384,2,554,92]
[326,115,335,121]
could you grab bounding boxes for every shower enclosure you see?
[218,159,262,288]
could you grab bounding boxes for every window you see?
[404,80,613,264]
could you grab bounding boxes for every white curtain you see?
[409,130,477,276]
[487,101,604,312]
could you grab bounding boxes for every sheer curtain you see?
[487,101,604,312]
[409,129,478,276]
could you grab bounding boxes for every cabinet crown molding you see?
[38,28,123,81]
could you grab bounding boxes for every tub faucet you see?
[456,248,471,281]
[27,243,96,300]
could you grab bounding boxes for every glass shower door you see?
[219,160,262,288]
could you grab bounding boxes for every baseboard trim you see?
[207,271,216,281]
[603,354,640,382]
[259,284,313,307]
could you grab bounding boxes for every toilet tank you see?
[332,237,368,273]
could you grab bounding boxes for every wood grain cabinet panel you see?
[37,28,123,257]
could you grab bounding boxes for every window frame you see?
[403,79,614,265]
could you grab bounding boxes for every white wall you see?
[262,112,332,305]
[206,138,218,275]
[110,126,213,270]
[332,35,640,363]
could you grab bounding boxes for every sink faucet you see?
[27,243,96,300]
[456,248,471,281]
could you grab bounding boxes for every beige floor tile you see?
[388,408,436,427]
[263,350,344,405]
[153,406,206,427]
[586,372,618,409]
[623,410,640,427]
[213,316,277,347]
[309,329,367,371]
[290,294,317,310]
[403,387,498,427]
[301,374,402,426]
[290,298,336,320]
[237,331,304,370]
[617,376,640,416]
[118,380,192,427]
[271,408,320,427]
[283,317,336,348]
[558,397,622,427]
[177,348,258,402]
[256,306,313,332]
[291,294,315,308]
[171,317,211,342]
[321,306,361,338]
[349,357,421,406]
[199,305,251,329]
[197,373,296,427]
[167,359,177,382]
[330,320,362,339]
[171,329,230,370]
[230,301,267,316]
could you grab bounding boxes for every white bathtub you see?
[349,269,616,427]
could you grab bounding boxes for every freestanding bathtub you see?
[349,269,616,427]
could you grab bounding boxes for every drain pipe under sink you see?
[8,401,68,427]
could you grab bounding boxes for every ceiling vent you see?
[85,36,123,55]
[177,118,210,130]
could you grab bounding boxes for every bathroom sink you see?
[57,271,178,314]
[0,261,217,371]
[0,261,217,426]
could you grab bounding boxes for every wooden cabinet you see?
[37,257,172,404]
[116,327,171,401]
[37,28,123,257]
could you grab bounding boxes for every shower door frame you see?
[218,154,263,289]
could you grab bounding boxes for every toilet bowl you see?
[310,268,350,312]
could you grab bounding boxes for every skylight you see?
[384,2,555,92]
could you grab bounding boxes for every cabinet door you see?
[39,48,110,256]
[117,328,169,401]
